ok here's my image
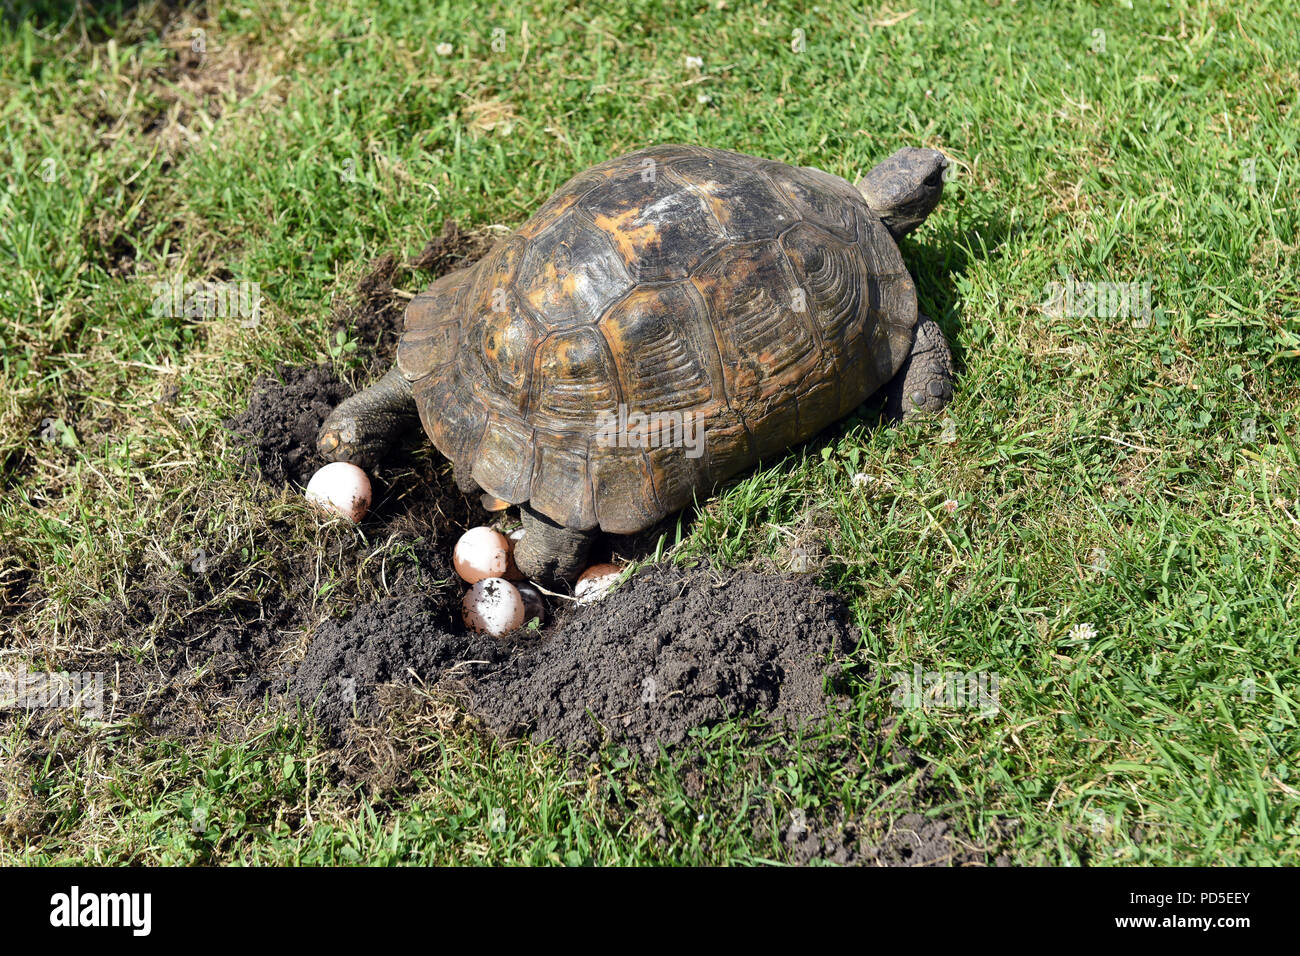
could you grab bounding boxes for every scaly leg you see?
[317,366,419,469]
[882,314,956,421]
[513,504,595,585]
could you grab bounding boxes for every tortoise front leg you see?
[317,366,419,469]
[882,313,956,422]
[513,504,595,585]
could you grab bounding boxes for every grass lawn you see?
[1,0,1297,865]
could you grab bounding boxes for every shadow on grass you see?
[905,210,1014,371]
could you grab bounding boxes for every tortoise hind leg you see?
[317,366,418,469]
[513,504,595,585]
[882,314,955,422]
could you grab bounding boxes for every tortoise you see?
[317,145,954,582]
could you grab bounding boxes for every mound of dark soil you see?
[292,564,849,755]
[290,589,506,733]
[475,567,846,753]
[227,364,351,488]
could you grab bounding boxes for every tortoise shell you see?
[397,145,917,534]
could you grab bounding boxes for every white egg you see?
[453,527,511,584]
[461,578,526,637]
[575,563,623,604]
[305,462,372,522]
[514,581,545,625]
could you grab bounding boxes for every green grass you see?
[1,0,1297,864]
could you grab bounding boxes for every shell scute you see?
[688,241,821,411]
[581,164,724,282]
[589,445,660,534]
[529,439,597,529]
[479,294,543,410]
[471,412,536,503]
[419,369,487,474]
[673,157,799,242]
[399,271,468,381]
[698,415,754,487]
[516,211,633,329]
[530,327,621,431]
[598,283,718,413]
[779,222,867,349]
[764,163,859,243]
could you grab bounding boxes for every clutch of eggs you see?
[455,525,625,636]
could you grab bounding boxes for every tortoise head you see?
[856,147,948,241]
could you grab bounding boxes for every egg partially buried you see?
[453,527,511,584]
[575,563,623,604]
[305,462,372,522]
[514,581,545,625]
[462,578,526,637]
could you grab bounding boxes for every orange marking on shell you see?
[592,210,665,268]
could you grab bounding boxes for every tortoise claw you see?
[314,367,417,470]
[317,417,376,468]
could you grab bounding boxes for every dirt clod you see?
[226,364,350,489]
